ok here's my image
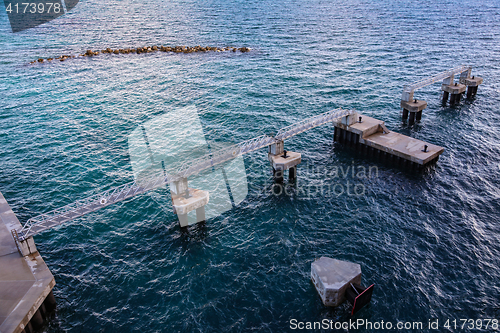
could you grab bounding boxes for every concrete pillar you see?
[273,168,284,183]
[450,93,460,104]
[196,206,205,222]
[31,308,44,330]
[354,134,360,150]
[38,303,48,320]
[442,75,454,86]
[289,166,296,180]
[171,178,188,196]
[44,290,57,312]
[467,86,474,99]
[334,126,338,142]
[466,85,478,97]
[416,111,422,121]
[24,322,33,333]
[178,213,188,227]
[408,112,416,125]
[268,140,284,155]
[442,91,449,103]
[402,109,409,121]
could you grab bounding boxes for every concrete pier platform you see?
[400,99,427,113]
[465,76,483,87]
[334,114,444,168]
[171,188,209,216]
[442,83,466,104]
[268,151,302,172]
[400,99,427,123]
[0,192,55,333]
[442,83,466,95]
[172,188,209,227]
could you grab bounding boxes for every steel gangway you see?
[401,65,472,102]
[17,108,355,239]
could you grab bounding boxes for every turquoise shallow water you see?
[1,0,500,332]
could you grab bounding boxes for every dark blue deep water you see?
[1,0,500,332]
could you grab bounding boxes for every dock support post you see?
[273,168,284,183]
[450,93,459,104]
[402,109,409,121]
[31,308,44,330]
[467,85,478,98]
[289,166,297,180]
[442,91,449,103]
[178,213,188,227]
[416,111,422,122]
[196,206,206,222]
[44,290,57,312]
[24,322,34,333]
[409,112,416,125]
[467,86,473,99]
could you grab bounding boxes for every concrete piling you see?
[442,91,449,103]
[273,168,284,183]
[409,111,416,125]
[196,206,206,222]
[416,110,422,121]
[289,166,297,180]
[30,310,44,330]
[402,108,409,121]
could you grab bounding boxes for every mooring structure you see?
[12,108,444,250]
[401,65,483,124]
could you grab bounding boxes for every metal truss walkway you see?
[401,65,472,102]
[18,108,355,238]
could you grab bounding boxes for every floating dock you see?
[0,192,55,333]
[334,114,444,169]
